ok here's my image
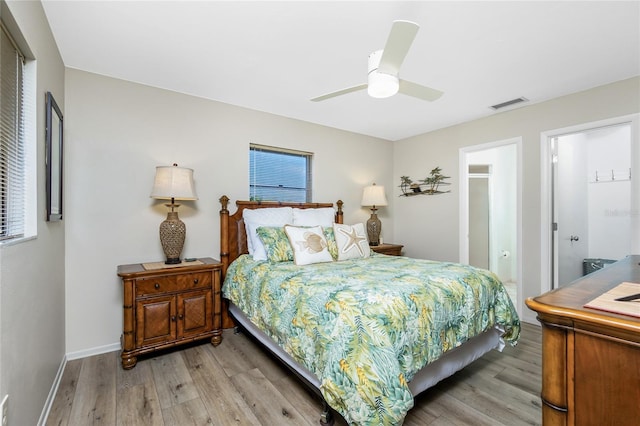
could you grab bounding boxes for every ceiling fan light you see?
[368,72,399,98]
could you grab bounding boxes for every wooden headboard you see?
[219,195,344,278]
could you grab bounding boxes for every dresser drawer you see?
[135,271,212,296]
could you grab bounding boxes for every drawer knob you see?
[171,316,176,322]
[178,314,184,320]
[193,278,199,285]
[154,283,160,289]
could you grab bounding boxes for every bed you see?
[219,196,520,425]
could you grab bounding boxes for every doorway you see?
[460,138,521,315]
[541,114,639,292]
[552,124,632,287]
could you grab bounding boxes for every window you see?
[0,22,25,240]
[249,144,312,202]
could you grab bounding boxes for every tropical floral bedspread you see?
[223,254,520,425]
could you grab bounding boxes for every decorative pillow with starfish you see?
[333,223,370,261]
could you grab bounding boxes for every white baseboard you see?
[66,341,121,361]
[38,342,120,425]
[37,354,67,426]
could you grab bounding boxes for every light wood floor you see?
[46,322,541,425]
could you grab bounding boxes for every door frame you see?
[540,113,640,294]
[459,137,522,315]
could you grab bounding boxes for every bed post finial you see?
[336,199,344,224]
[220,195,229,213]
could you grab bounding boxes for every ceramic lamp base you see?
[366,210,381,246]
[159,211,186,264]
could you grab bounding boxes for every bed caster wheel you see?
[319,402,334,425]
[319,415,334,426]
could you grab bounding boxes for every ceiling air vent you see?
[490,97,528,110]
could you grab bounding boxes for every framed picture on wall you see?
[45,91,63,221]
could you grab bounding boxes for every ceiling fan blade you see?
[377,20,419,75]
[310,84,367,102]
[399,80,444,101]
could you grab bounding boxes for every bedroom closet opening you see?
[460,139,521,315]
[550,123,634,288]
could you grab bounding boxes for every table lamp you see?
[150,164,198,264]
[361,183,388,246]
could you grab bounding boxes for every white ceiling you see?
[41,1,640,141]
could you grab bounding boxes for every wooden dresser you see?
[525,255,640,425]
[117,257,223,369]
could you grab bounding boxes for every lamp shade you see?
[361,184,388,207]
[150,164,198,201]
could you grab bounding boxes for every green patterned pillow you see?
[256,226,338,263]
[256,227,293,262]
[323,227,338,260]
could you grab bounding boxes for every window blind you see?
[249,144,312,202]
[0,22,25,240]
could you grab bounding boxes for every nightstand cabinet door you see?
[178,290,213,338]
[136,295,177,347]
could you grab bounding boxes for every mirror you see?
[46,91,63,221]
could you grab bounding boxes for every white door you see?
[552,124,632,288]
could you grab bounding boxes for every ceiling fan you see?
[311,20,444,103]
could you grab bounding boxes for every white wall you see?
[393,77,640,324]
[64,69,393,355]
[0,1,65,425]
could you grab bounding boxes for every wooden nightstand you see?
[370,243,404,256]
[117,257,222,369]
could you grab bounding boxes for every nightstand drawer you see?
[136,275,178,296]
[177,271,211,291]
[136,271,211,296]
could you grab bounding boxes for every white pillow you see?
[333,223,370,261]
[243,207,293,259]
[292,207,336,227]
[284,225,333,266]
